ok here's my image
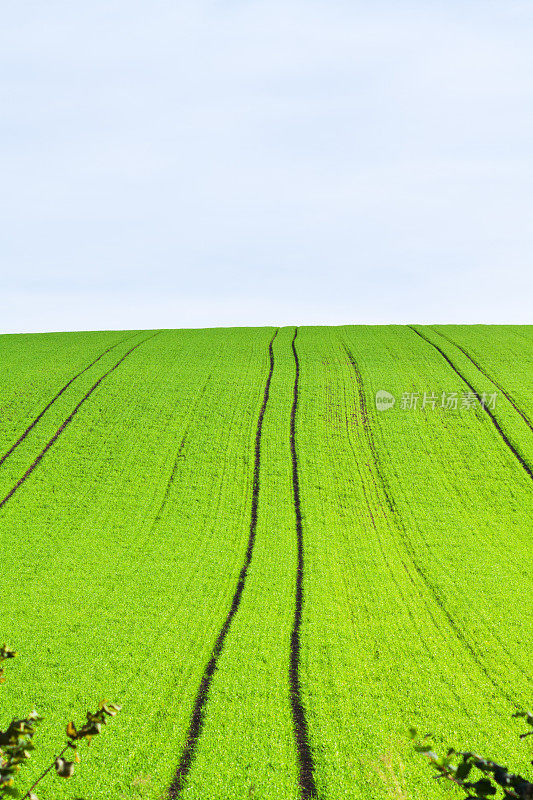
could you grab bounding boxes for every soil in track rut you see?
[0,331,161,511]
[409,325,533,481]
[167,329,278,798]
[0,330,142,470]
[431,326,533,432]
[289,327,318,799]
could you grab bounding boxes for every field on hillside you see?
[0,325,532,800]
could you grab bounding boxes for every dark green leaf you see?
[456,761,473,781]
[473,778,496,796]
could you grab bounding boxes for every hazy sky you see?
[1,0,532,332]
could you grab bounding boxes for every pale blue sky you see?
[1,1,532,332]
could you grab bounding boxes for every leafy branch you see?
[411,712,533,800]
[1,644,121,800]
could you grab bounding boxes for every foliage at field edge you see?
[1,644,120,800]
[411,714,533,800]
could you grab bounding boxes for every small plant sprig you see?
[410,712,533,800]
[0,646,17,685]
[1,644,121,800]
[0,644,41,796]
[0,709,42,796]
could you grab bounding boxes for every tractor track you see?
[409,325,533,482]
[336,350,473,715]
[167,329,278,799]
[431,327,533,433]
[153,368,216,528]
[108,364,218,599]
[342,340,521,709]
[0,330,141,469]
[0,331,161,512]
[111,336,265,733]
[289,328,318,800]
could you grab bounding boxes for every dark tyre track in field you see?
[410,325,533,482]
[342,340,521,709]
[0,330,141,469]
[289,328,318,800]
[0,331,160,512]
[167,329,278,799]
[431,327,533,433]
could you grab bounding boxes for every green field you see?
[1,325,532,800]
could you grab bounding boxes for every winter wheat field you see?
[1,324,532,800]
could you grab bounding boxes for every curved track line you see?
[335,351,473,715]
[342,340,520,708]
[154,374,214,524]
[409,326,533,482]
[167,329,278,799]
[289,328,318,800]
[0,331,161,511]
[125,366,219,572]
[0,331,141,469]
[431,327,533,433]
[101,368,219,713]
